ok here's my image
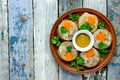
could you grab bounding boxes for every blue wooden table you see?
[0,0,120,80]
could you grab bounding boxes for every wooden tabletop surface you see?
[0,0,120,80]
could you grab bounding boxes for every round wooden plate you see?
[50,8,116,74]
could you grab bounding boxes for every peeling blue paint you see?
[114,51,120,57]
[9,36,18,51]
[13,58,17,73]
[8,0,33,79]
[22,66,25,74]
[116,32,120,36]
[108,0,120,79]
[10,36,18,45]
[21,37,27,43]
[1,31,4,40]
[111,63,120,67]
[108,8,114,21]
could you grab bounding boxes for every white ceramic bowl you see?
[72,30,94,52]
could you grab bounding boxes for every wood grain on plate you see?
[50,8,116,74]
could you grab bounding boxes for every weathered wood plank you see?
[83,0,106,15]
[107,0,120,80]
[0,0,9,80]
[83,0,107,80]
[59,0,82,80]
[59,0,83,15]
[59,66,82,80]
[8,0,34,80]
[34,0,58,80]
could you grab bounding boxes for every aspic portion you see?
[58,42,78,61]
[57,20,78,40]
[79,12,98,33]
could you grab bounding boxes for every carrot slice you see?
[87,15,96,25]
[96,32,106,41]
[64,52,74,60]
[64,20,72,30]
[85,49,95,58]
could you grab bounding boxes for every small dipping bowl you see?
[72,30,94,52]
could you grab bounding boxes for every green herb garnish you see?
[76,66,84,71]
[76,56,84,65]
[99,49,110,58]
[98,42,110,58]
[69,13,79,21]
[99,53,106,58]
[80,22,93,31]
[60,26,68,34]
[56,41,61,47]
[70,61,76,67]
[51,36,61,47]
[99,49,110,54]
[69,56,85,71]
[98,22,105,29]
[98,42,108,49]
[66,46,72,52]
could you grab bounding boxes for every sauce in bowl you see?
[76,33,90,48]
[72,30,94,52]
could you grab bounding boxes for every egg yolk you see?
[64,20,72,30]
[96,32,106,41]
[85,49,95,58]
[87,15,96,25]
[64,52,74,60]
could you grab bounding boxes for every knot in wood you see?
[21,16,28,21]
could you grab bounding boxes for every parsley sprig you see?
[98,42,110,58]
[98,21,105,29]
[69,13,79,21]
[99,49,110,58]
[51,36,61,47]
[66,46,72,52]
[70,61,76,67]
[76,56,84,65]
[60,26,68,34]
[76,66,84,71]
[70,56,84,71]
[98,42,108,49]
[80,22,93,31]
